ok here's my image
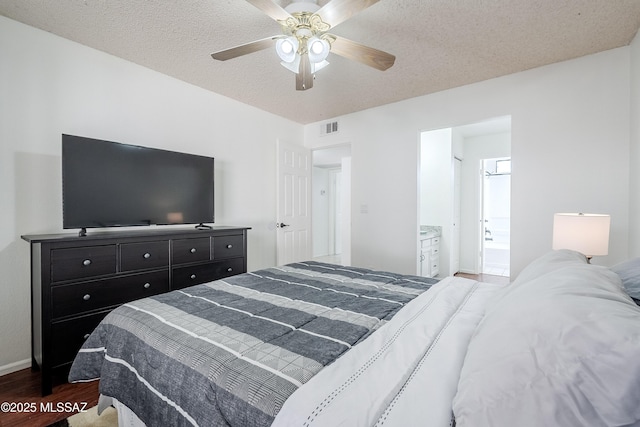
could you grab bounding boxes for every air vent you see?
[320,121,339,136]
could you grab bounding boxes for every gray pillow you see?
[610,258,640,301]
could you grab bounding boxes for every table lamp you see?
[552,213,610,263]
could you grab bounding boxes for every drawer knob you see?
[227,267,233,272]
[226,244,233,249]
[82,259,91,266]
[144,282,151,289]
[83,333,90,340]
[143,253,151,259]
[83,294,91,301]
[190,248,197,254]
[190,274,196,280]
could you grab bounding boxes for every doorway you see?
[419,116,511,277]
[481,158,511,276]
[312,145,351,265]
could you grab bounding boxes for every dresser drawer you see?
[213,235,244,259]
[50,310,110,367]
[172,238,210,265]
[430,258,440,277]
[51,245,116,282]
[120,240,169,271]
[172,257,245,290]
[51,270,169,318]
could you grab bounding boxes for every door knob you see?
[276,222,290,228]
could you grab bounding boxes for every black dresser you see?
[22,226,250,395]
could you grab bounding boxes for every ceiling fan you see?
[211,0,395,91]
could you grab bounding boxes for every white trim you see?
[0,358,31,377]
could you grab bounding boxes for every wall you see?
[0,17,303,374]
[340,157,352,266]
[630,31,640,256]
[305,46,631,277]
[420,128,453,275]
[312,167,330,256]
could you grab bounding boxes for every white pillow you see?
[453,251,640,427]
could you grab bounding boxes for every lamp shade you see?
[308,37,330,63]
[280,54,301,73]
[276,37,299,63]
[552,213,610,257]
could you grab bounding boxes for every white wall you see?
[305,46,631,277]
[312,166,330,256]
[341,157,352,266]
[630,31,640,256]
[420,128,453,275]
[0,17,303,373]
[420,128,452,226]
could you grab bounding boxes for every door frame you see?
[479,157,511,276]
[310,144,352,265]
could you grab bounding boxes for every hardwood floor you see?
[0,369,99,427]
[454,272,511,285]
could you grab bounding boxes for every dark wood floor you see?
[0,368,99,427]
[454,272,511,285]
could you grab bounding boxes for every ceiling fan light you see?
[276,37,299,63]
[308,37,330,63]
[311,59,329,73]
[280,54,301,73]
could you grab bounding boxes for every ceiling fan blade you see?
[330,36,395,71]
[317,0,380,28]
[296,54,313,91]
[211,36,278,61]
[246,0,292,22]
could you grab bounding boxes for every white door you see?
[479,160,487,274]
[329,168,342,255]
[450,157,461,274]
[277,141,312,265]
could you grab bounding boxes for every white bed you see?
[77,250,640,426]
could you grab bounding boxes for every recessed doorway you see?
[312,145,351,265]
[419,115,511,278]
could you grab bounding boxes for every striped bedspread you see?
[69,261,438,427]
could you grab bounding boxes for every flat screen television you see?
[62,134,214,234]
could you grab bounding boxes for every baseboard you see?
[457,268,477,274]
[0,358,31,377]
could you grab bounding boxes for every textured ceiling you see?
[1,0,640,124]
